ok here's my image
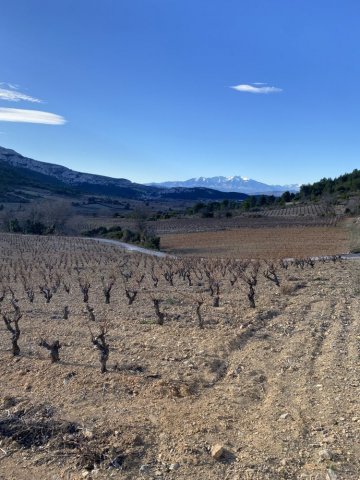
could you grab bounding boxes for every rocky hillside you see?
[0,146,133,187]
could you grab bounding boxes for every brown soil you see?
[150,215,339,236]
[161,226,349,258]
[0,234,359,480]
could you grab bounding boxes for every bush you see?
[4,217,55,235]
[201,211,214,218]
[82,226,108,237]
[142,235,160,250]
[108,226,122,233]
[82,225,160,250]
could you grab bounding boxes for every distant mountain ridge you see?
[147,175,300,196]
[0,146,248,202]
[0,146,133,187]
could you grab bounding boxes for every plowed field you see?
[161,226,349,258]
[0,235,359,480]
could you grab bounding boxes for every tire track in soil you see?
[306,293,360,479]
[187,287,359,479]
[145,268,359,479]
[231,272,360,479]
[223,302,334,479]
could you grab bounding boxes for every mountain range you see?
[148,176,300,196]
[0,146,300,201]
[0,146,248,201]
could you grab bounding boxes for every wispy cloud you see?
[0,108,66,125]
[0,82,20,90]
[0,84,42,103]
[231,83,283,94]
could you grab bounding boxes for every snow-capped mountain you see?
[147,176,300,196]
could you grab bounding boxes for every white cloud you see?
[0,108,66,125]
[231,84,283,94]
[0,86,42,103]
[0,82,20,90]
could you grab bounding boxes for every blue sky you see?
[0,0,359,186]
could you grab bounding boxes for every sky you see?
[0,0,360,186]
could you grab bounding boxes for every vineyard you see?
[262,204,330,217]
[0,234,359,479]
[150,214,340,236]
[58,208,341,239]
[161,225,349,258]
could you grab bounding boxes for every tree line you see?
[300,169,360,199]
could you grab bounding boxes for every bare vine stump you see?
[39,339,62,363]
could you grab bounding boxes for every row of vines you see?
[0,234,341,374]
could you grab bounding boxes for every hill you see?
[300,169,360,199]
[0,159,77,196]
[0,146,248,202]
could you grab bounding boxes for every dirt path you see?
[89,237,170,257]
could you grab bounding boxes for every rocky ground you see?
[0,234,359,480]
